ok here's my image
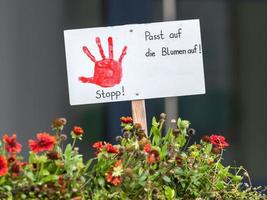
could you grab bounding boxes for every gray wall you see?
[0,0,105,158]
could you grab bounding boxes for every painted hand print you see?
[79,37,127,88]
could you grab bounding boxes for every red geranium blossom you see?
[120,116,133,124]
[147,149,160,164]
[144,143,151,153]
[3,134,22,153]
[72,126,84,136]
[105,160,123,186]
[209,134,229,149]
[106,143,119,154]
[92,141,103,149]
[0,155,8,176]
[105,171,122,186]
[28,132,56,153]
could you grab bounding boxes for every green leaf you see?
[164,186,175,200]
[3,185,12,191]
[0,177,5,185]
[98,176,105,187]
[160,143,168,160]
[64,144,73,160]
[162,175,171,183]
[29,152,37,163]
[83,158,95,172]
[41,175,58,183]
[232,175,243,182]
[152,117,159,127]
[176,133,187,148]
[204,143,212,154]
[26,171,35,181]
[174,168,183,175]
[139,174,147,182]
[216,181,225,190]
[40,169,50,176]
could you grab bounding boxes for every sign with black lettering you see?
[64,19,205,105]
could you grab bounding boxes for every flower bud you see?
[211,147,221,155]
[47,151,60,160]
[201,135,210,143]
[115,136,123,143]
[120,116,133,124]
[72,126,84,136]
[173,128,181,137]
[160,113,167,119]
[136,130,146,140]
[123,131,132,139]
[179,119,190,130]
[138,137,148,150]
[175,155,183,167]
[125,145,135,152]
[171,119,176,124]
[74,147,79,153]
[60,134,67,141]
[133,123,142,130]
[124,167,134,177]
[52,118,67,129]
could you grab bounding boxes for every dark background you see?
[0,0,266,186]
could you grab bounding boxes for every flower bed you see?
[0,115,266,199]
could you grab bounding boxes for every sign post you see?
[131,100,148,135]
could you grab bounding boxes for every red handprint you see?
[79,37,127,88]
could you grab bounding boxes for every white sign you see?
[64,19,205,105]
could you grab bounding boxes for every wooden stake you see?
[131,100,148,136]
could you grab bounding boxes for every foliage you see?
[0,115,266,199]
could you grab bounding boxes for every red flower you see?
[114,160,122,167]
[144,143,151,153]
[92,141,104,156]
[92,142,119,155]
[72,126,84,136]
[92,141,103,149]
[105,160,123,186]
[105,171,122,186]
[111,176,122,186]
[0,156,8,176]
[209,134,229,149]
[147,149,160,164]
[28,132,56,153]
[106,143,119,154]
[120,116,133,124]
[3,134,22,153]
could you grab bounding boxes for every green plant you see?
[0,115,266,199]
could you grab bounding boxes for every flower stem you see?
[72,138,77,149]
